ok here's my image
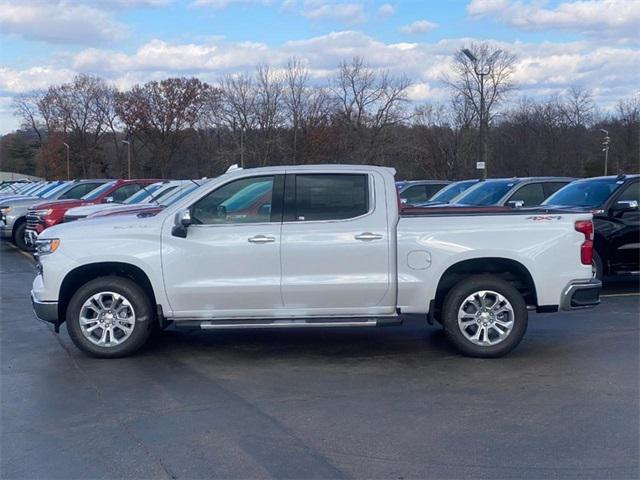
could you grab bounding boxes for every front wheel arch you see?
[58,262,158,326]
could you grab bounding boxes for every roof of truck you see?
[221,164,397,176]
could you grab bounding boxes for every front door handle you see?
[248,235,276,244]
[354,232,383,241]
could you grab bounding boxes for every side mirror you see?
[103,196,114,203]
[612,200,639,213]
[171,209,192,238]
[507,200,525,208]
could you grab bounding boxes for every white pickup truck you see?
[31,165,601,358]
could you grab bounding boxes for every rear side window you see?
[543,182,569,198]
[111,184,143,202]
[400,185,429,204]
[288,174,368,221]
[508,183,546,206]
[617,182,640,203]
[61,183,104,199]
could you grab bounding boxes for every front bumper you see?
[31,291,58,324]
[560,279,602,310]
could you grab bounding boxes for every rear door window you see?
[543,182,569,198]
[616,182,640,203]
[508,183,546,206]
[286,174,369,221]
[400,185,429,204]
[60,183,104,199]
[111,184,143,203]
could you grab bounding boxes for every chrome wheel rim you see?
[457,290,515,346]
[79,291,136,347]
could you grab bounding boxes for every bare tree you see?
[220,73,257,167]
[560,86,595,127]
[333,57,411,162]
[12,92,47,146]
[255,64,285,166]
[284,57,309,163]
[443,43,516,176]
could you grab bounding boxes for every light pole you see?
[600,129,610,176]
[461,48,501,179]
[63,142,70,180]
[121,140,131,179]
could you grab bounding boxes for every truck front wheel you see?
[441,275,528,358]
[66,276,153,358]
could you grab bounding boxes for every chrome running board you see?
[173,317,401,330]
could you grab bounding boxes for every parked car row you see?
[0,178,206,251]
[397,174,640,279]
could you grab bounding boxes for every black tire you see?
[592,250,604,281]
[12,221,30,252]
[66,276,154,358]
[441,275,528,358]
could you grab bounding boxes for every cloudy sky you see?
[0,0,639,133]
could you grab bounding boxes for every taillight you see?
[575,220,594,265]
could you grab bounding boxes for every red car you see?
[25,179,160,246]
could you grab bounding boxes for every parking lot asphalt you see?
[1,240,639,480]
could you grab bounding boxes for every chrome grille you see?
[26,213,40,230]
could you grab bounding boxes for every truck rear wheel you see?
[66,276,153,358]
[441,275,528,358]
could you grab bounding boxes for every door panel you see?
[161,175,284,318]
[609,181,640,271]
[280,173,393,315]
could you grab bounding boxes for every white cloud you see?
[0,66,76,93]
[399,19,438,34]
[378,3,395,18]
[0,1,128,44]
[279,0,367,24]
[467,0,640,39]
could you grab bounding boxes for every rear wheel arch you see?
[58,262,157,324]
[432,257,537,320]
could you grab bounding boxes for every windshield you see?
[542,178,622,208]
[429,180,478,203]
[159,183,200,206]
[454,180,516,206]
[82,181,116,200]
[18,183,42,195]
[151,185,178,202]
[123,183,165,204]
[41,182,69,199]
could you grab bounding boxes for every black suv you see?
[543,174,639,279]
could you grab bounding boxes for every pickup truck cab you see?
[543,174,639,279]
[31,165,600,359]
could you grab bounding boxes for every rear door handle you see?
[354,232,383,241]
[248,235,276,244]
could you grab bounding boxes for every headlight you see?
[32,209,52,218]
[0,206,12,214]
[35,238,60,255]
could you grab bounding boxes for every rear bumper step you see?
[173,317,402,330]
